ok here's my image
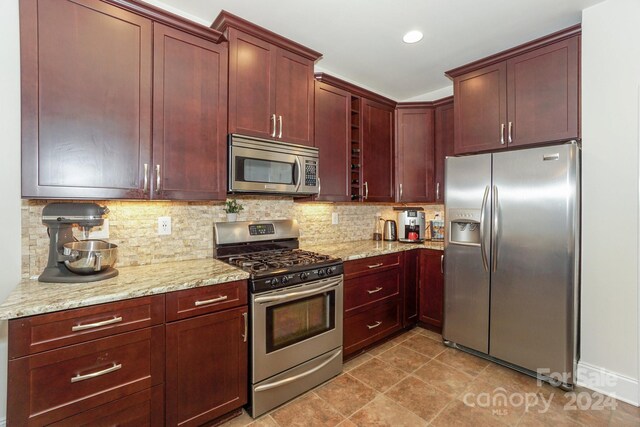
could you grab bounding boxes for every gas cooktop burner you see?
[226,249,335,274]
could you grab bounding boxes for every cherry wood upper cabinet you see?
[313,82,351,202]
[434,98,454,203]
[213,12,321,146]
[20,0,153,199]
[395,106,435,203]
[362,99,395,202]
[447,25,580,155]
[20,0,227,200]
[506,36,580,147]
[152,23,228,200]
[453,62,507,154]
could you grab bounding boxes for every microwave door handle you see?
[294,156,302,191]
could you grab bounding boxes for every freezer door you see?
[490,143,579,383]
[443,153,492,353]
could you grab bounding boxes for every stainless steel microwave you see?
[228,134,320,196]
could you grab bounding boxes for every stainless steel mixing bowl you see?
[63,240,118,274]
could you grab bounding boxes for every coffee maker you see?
[40,203,118,283]
[395,207,426,243]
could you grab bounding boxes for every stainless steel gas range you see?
[214,219,343,418]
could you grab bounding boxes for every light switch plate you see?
[332,212,339,225]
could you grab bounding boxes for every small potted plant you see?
[224,199,244,222]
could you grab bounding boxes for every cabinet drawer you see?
[166,280,248,321]
[344,253,401,277]
[9,295,165,358]
[50,385,163,427]
[8,326,164,426]
[344,300,401,356]
[345,268,400,313]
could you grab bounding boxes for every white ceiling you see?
[143,0,604,101]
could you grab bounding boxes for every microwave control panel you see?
[304,160,318,187]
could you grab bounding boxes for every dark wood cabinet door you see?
[228,28,276,139]
[419,250,444,329]
[403,250,419,327]
[506,36,580,147]
[313,82,350,201]
[362,99,394,202]
[434,100,454,203]
[20,0,152,199]
[152,24,228,200]
[454,62,507,154]
[396,108,435,202]
[166,306,248,427]
[276,49,314,146]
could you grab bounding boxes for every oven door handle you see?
[254,278,342,303]
[254,348,342,392]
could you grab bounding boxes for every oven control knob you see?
[317,269,325,277]
[280,276,289,285]
[299,272,309,280]
[325,267,333,276]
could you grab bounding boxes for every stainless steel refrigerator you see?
[443,141,580,388]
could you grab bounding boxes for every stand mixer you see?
[39,203,119,283]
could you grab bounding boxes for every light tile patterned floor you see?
[222,327,640,427]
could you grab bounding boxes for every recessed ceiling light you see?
[403,30,423,44]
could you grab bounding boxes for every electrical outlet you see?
[331,212,339,225]
[88,219,110,239]
[158,216,171,235]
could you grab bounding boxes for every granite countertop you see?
[302,239,444,261]
[0,259,249,320]
[0,239,443,320]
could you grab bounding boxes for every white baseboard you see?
[577,361,639,406]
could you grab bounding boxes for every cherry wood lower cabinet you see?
[403,250,420,327]
[165,281,249,427]
[419,249,445,330]
[7,281,250,426]
[49,385,164,427]
[343,253,403,356]
[8,326,165,426]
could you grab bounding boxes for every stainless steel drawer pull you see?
[71,362,122,383]
[194,295,228,307]
[367,287,383,294]
[367,263,384,269]
[72,316,123,332]
[367,321,382,330]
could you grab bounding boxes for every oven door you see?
[251,276,343,383]
[229,135,319,194]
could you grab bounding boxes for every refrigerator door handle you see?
[492,185,499,272]
[479,185,490,272]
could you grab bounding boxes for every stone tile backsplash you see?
[22,197,443,278]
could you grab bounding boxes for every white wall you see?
[0,0,23,422]
[580,0,640,405]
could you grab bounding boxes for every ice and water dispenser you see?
[447,208,481,245]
